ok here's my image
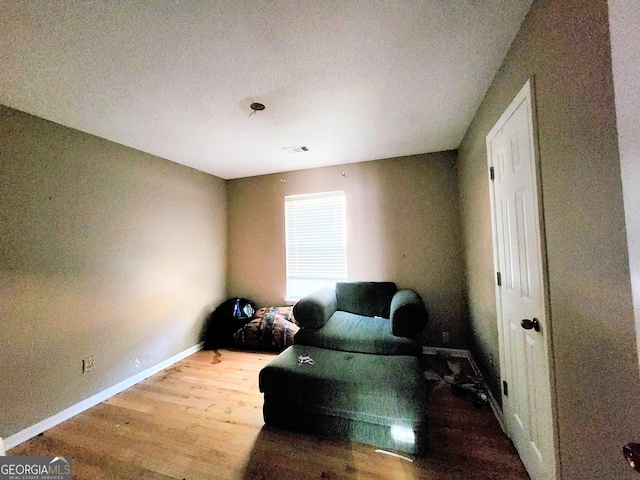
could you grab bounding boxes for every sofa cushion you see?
[259,345,427,427]
[259,345,428,455]
[335,282,397,318]
[294,311,422,356]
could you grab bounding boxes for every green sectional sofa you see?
[259,282,429,455]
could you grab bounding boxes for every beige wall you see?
[609,0,640,393]
[0,106,228,439]
[228,152,468,346]
[458,1,640,478]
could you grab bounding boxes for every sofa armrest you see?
[293,287,338,329]
[390,289,428,338]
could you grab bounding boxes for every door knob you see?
[521,318,541,332]
[623,443,640,473]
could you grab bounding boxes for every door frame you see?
[485,78,560,478]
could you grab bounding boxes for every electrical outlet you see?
[442,331,450,343]
[82,355,95,374]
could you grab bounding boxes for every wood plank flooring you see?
[8,349,529,479]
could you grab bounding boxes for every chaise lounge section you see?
[259,282,429,455]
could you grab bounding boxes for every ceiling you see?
[0,1,532,180]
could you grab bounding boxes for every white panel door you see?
[487,80,557,480]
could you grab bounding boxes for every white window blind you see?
[285,191,347,300]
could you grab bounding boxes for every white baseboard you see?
[464,352,507,434]
[4,342,203,451]
[423,346,506,434]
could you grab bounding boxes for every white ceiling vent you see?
[282,145,309,153]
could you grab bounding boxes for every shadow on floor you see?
[242,424,359,480]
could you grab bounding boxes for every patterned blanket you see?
[233,306,299,351]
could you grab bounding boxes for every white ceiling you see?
[0,1,532,180]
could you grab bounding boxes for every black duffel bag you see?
[204,297,256,349]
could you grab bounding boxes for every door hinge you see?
[496,272,502,286]
[503,380,508,396]
[490,166,495,181]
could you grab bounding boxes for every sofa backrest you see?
[335,282,397,318]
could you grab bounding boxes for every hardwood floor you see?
[8,349,529,479]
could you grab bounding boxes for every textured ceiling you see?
[0,1,532,179]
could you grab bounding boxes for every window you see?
[285,191,347,301]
